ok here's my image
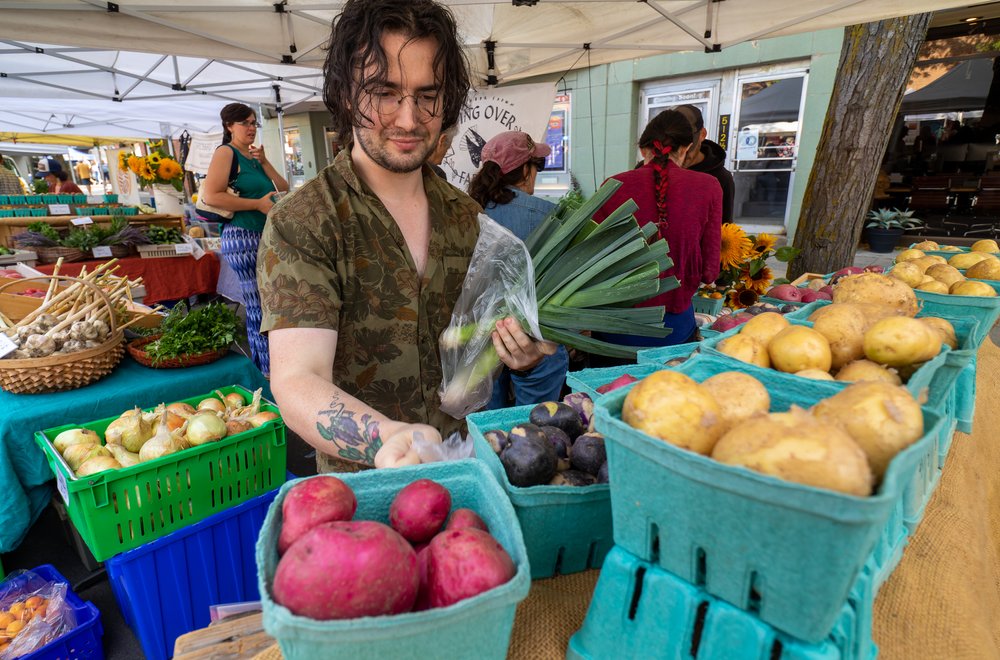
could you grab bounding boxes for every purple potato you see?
[571,433,606,476]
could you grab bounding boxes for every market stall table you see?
[0,351,269,554]
[0,214,182,249]
[36,253,221,304]
[208,337,1000,660]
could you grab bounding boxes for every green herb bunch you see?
[144,225,184,244]
[144,302,241,363]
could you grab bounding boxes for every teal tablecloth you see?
[0,352,269,553]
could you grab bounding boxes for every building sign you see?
[444,82,557,190]
[717,114,731,151]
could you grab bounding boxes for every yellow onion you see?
[198,397,226,414]
[139,409,188,462]
[54,428,101,454]
[224,392,245,409]
[106,444,141,468]
[76,455,122,477]
[226,419,252,436]
[166,402,196,417]
[106,408,154,453]
[63,443,102,470]
[186,412,228,446]
[248,411,279,428]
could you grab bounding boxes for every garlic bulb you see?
[70,320,99,342]
[84,340,102,349]
[51,331,69,350]
[61,339,86,354]
[16,326,35,342]
[36,314,58,330]
[24,334,56,358]
[92,319,110,340]
[6,349,30,360]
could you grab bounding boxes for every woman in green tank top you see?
[200,102,289,376]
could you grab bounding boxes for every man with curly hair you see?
[257,0,553,472]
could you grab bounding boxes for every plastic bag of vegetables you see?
[438,180,677,418]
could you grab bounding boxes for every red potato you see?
[389,479,452,544]
[424,528,516,608]
[273,520,418,620]
[445,508,489,533]
[413,544,432,612]
[278,476,357,555]
[766,284,803,302]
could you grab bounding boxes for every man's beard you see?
[355,127,434,174]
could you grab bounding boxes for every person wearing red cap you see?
[590,109,722,366]
[468,130,569,408]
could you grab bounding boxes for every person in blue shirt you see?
[468,131,569,408]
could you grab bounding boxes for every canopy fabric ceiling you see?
[0,0,994,142]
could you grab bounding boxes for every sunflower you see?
[127,155,142,175]
[726,285,759,309]
[752,233,777,256]
[720,223,752,269]
[157,158,182,181]
[118,151,130,170]
[740,264,773,294]
[137,160,155,180]
[148,152,163,167]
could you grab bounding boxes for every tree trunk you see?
[788,14,931,280]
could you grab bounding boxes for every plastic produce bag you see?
[413,431,475,463]
[439,214,542,419]
[0,570,77,659]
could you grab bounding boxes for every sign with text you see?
[717,114,731,152]
[736,127,759,161]
[442,83,558,191]
[86,195,104,205]
[48,204,71,215]
[184,132,226,176]
[92,246,113,258]
[174,243,194,255]
[70,216,93,226]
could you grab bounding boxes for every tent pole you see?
[272,84,289,183]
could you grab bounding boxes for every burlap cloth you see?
[253,339,1000,660]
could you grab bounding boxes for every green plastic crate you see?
[33,384,286,562]
[467,405,613,579]
[594,356,945,642]
[257,461,531,660]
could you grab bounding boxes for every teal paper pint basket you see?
[566,364,666,399]
[257,461,530,660]
[594,357,944,643]
[467,406,612,578]
[914,289,1000,348]
[691,294,725,316]
[635,342,701,366]
[567,547,878,660]
[953,353,977,435]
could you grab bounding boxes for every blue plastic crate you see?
[467,407,612,578]
[0,564,104,660]
[257,461,530,660]
[594,358,945,643]
[106,487,281,660]
[568,546,878,660]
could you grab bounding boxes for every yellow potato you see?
[863,316,940,367]
[768,326,833,373]
[889,261,924,288]
[622,371,727,455]
[948,252,993,270]
[739,312,790,348]
[971,239,999,253]
[835,359,902,385]
[966,258,1000,281]
[894,248,925,263]
[950,280,998,297]
[717,335,770,368]
[915,280,950,294]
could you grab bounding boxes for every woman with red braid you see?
[590,109,722,366]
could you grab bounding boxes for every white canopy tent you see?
[0,0,995,141]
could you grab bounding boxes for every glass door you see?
[731,71,808,229]
[640,79,721,156]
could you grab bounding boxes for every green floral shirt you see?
[257,150,481,459]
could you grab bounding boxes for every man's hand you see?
[374,423,443,468]
[491,316,557,372]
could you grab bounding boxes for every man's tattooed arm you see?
[316,394,383,465]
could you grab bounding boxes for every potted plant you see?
[865,208,921,254]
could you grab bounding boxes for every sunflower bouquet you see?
[118,141,184,191]
[710,223,799,309]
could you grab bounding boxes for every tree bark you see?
[788,14,932,280]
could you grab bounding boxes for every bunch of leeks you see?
[439,179,677,417]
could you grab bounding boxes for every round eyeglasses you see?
[233,120,261,128]
[363,86,442,122]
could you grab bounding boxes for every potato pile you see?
[715,273,956,385]
[891,240,1000,297]
[622,369,925,496]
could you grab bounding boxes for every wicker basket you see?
[36,246,86,265]
[0,276,125,393]
[127,334,229,369]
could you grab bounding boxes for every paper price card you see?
[48,204,71,215]
[92,246,113,258]
[0,332,16,359]
[174,243,194,254]
[71,216,93,226]
[86,195,104,204]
